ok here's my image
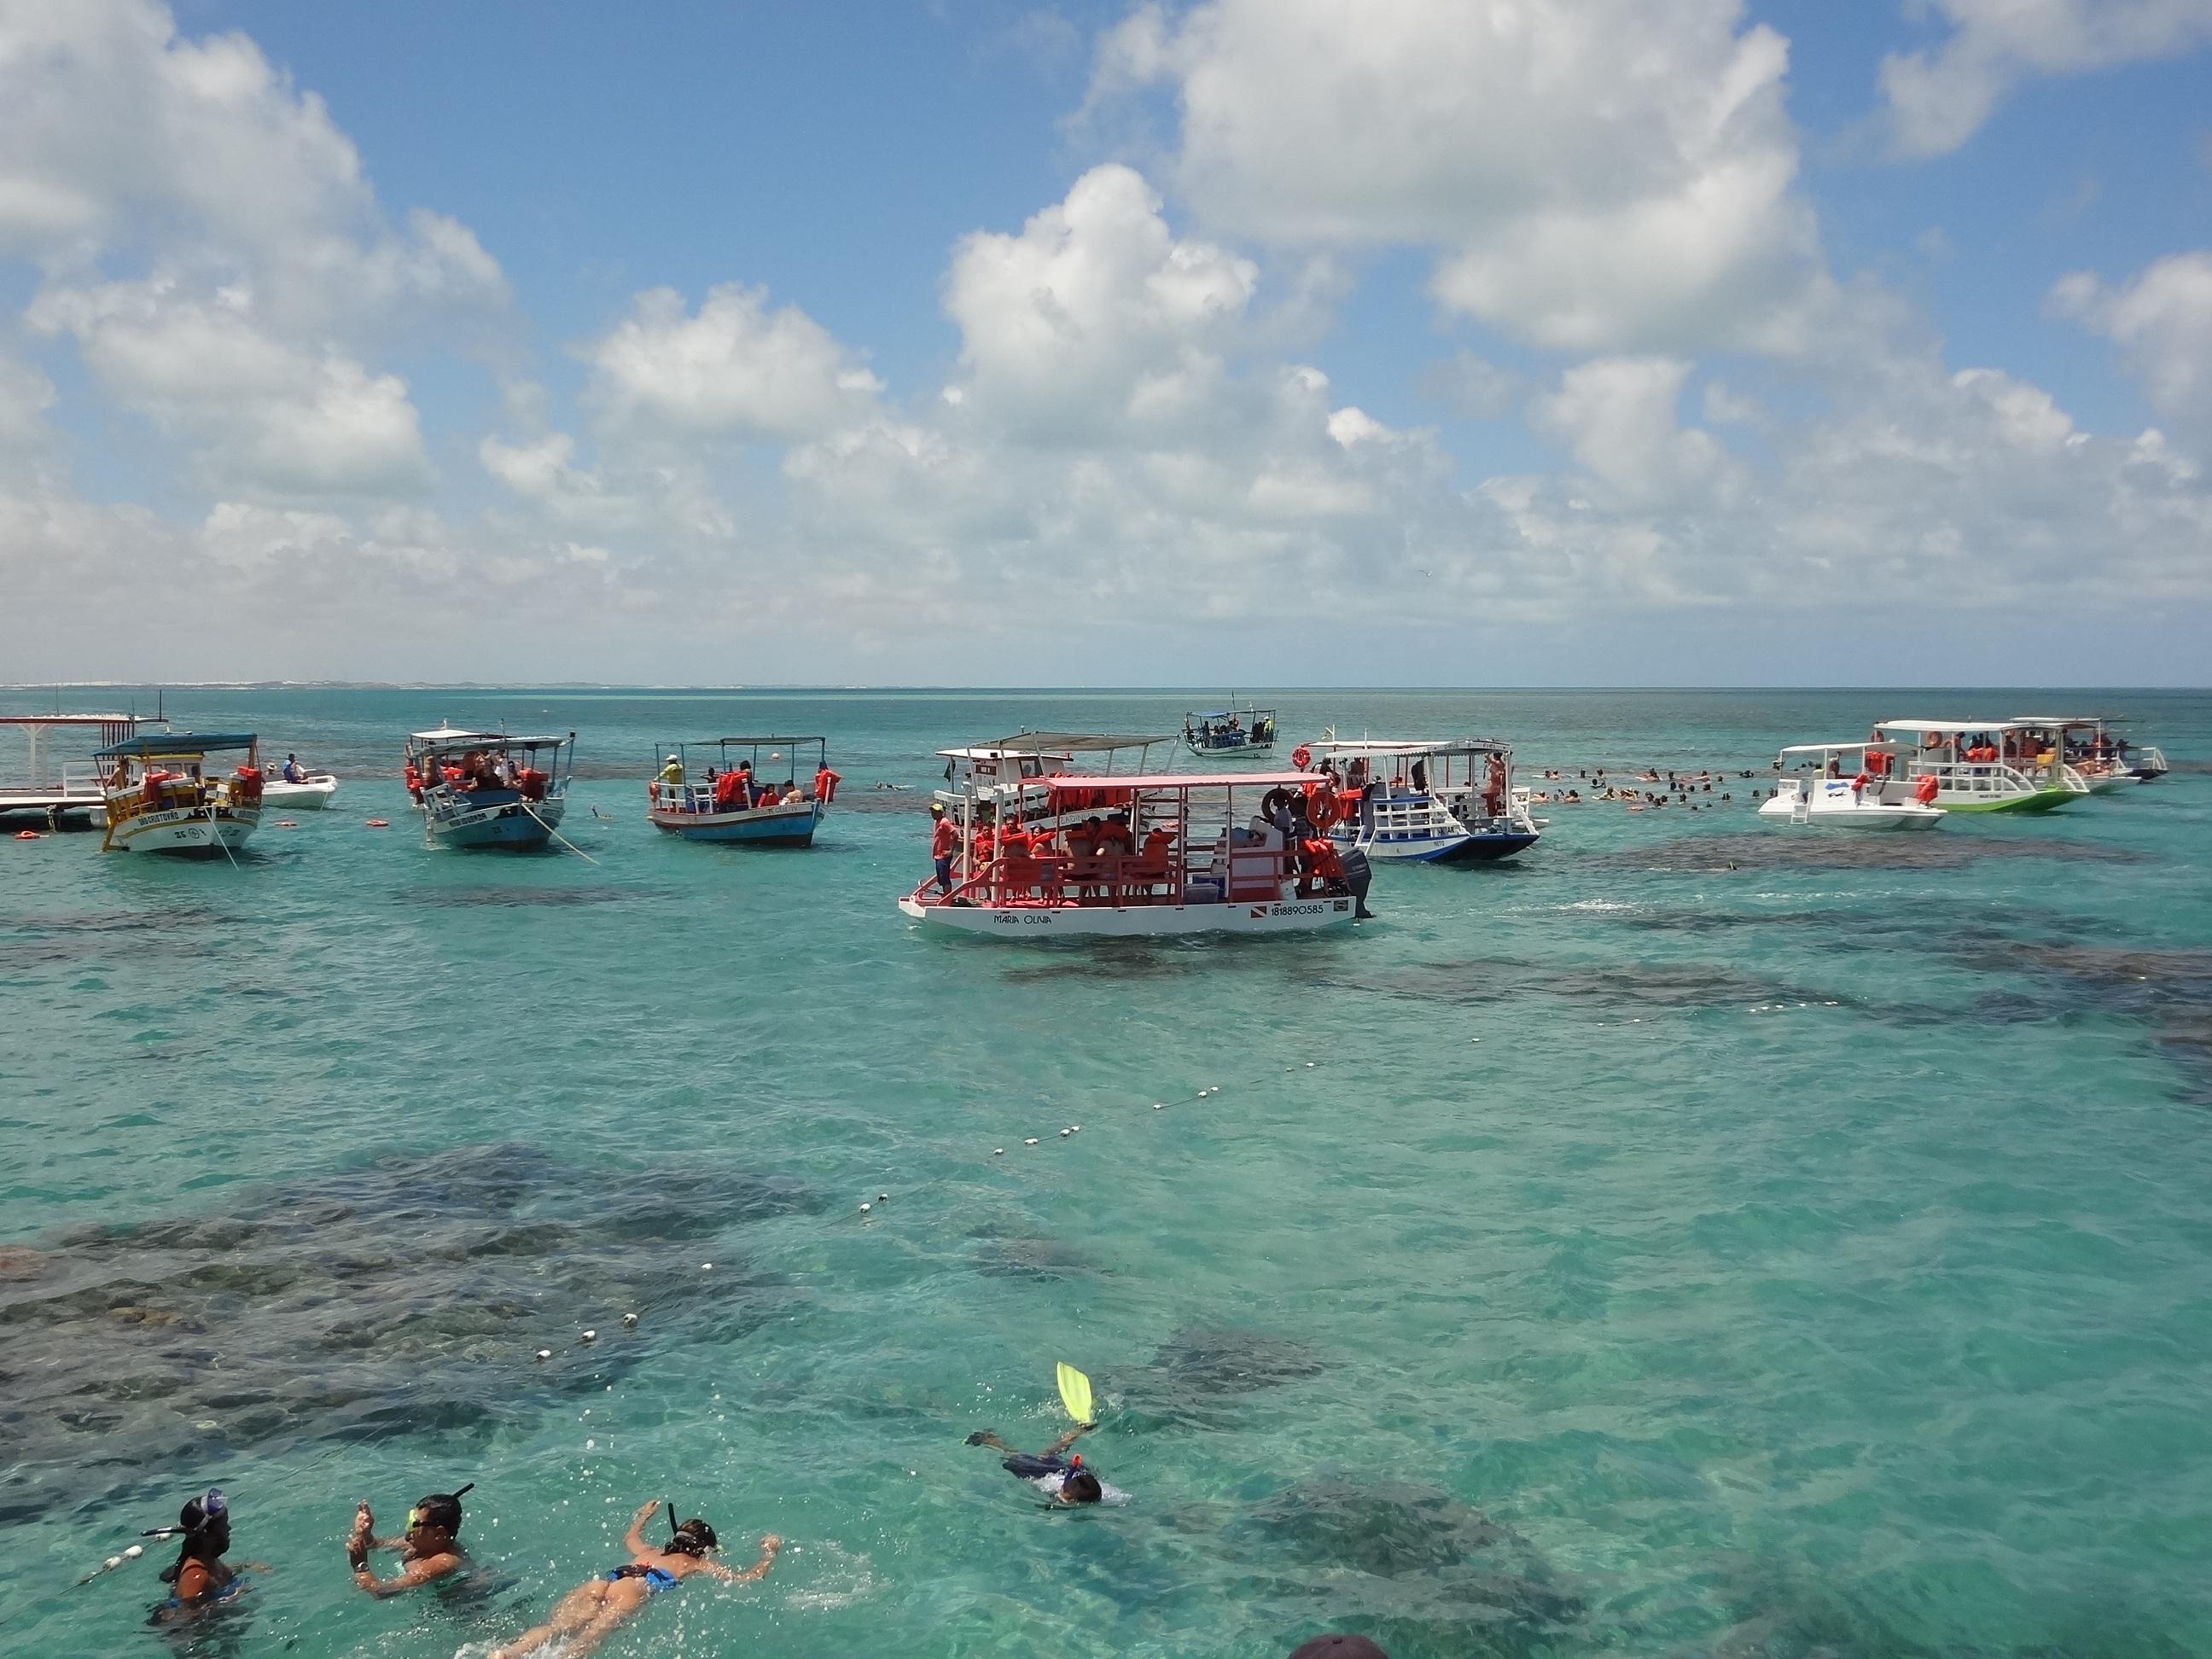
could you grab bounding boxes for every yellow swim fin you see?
[1056,1361,1093,1423]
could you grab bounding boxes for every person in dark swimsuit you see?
[488,1498,779,1659]
[149,1488,263,1624]
[965,1422,1108,1504]
[346,1484,471,1597]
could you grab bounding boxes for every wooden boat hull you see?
[899,894,1357,938]
[260,775,338,810]
[106,805,260,855]
[426,794,565,849]
[648,800,820,845]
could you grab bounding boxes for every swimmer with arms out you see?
[345,1483,471,1596]
[488,1499,780,1659]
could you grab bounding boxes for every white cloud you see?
[0,0,504,499]
[1418,353,1522,420]
[30,279,432,494]
[1533,357,1746,509]
[1089,0,1836,354]
[1877,0,2212,158]
[2050,253,2212,428]
[944,163,1257,437]
[580,282,881,442]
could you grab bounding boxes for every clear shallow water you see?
[2,686,2209,1658]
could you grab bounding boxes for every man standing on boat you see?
[930,802,959,894]
[813,760,841,804]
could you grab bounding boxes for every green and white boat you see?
[1870,719,2091,813]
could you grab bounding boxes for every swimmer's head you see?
[1058,1468,1103,1505]
[667,1516,719,1556]
[406,1483,472,1539]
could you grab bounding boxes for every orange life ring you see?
[1290,744,1313,770]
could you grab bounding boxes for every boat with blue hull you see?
[405,726,574,850]
[647,736,833,847]
[1297,738,1540,863]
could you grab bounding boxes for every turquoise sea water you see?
[3,686,2209,1659]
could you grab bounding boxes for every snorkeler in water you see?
[965,1361,1126,1505]
[148,1488,264,1623]
[965,1423,1111,1504]
[488,1498,779,1659]
[345,1483,472,1597]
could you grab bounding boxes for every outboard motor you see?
[1340,846,1374,919]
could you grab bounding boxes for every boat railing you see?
[651,779,808,815]
[1910,758,2087,797]
[941,845,1295,909]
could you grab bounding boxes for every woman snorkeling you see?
[488,1498,779,1659]
[148,1487,258,1623]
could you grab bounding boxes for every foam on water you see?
[2,685,2209,1657]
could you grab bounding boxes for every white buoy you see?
[1059,1128,1071,1138]
[536,1348,552,1362]
[877,1191,888,1202]
[993,1147,1004,1155]
[581,1330,597,1343]
[623,1312,639,1326]
[1305,1062,1316,1068]
[102,1555,122,1571]
[1025,1138,1039,1146]
[1070,1124,1080,1133]
[1153,1103,1163,1110]
[860,1202,872,1214]
[124,1545,143,1561]
[701,1261,713,1271]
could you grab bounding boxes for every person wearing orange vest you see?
[929,803,960,894]
[812,763,840,804]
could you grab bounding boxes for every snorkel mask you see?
[665,1501,718,1556]
[143,1487,227,1543]
[405,1482,474,1535]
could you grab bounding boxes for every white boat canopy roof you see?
[1775,740,1906,756]
[410,729,571,750]
[1305,737,1514,756]
[937,731,1167,760]
[1872,719,2042,735]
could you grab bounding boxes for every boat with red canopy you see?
[899,765,1371,938]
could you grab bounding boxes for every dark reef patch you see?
[0,1142,813,1524]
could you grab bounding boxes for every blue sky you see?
[3,1,2209,684]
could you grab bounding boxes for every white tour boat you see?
[260,764,340,810]
[1293,739,1540,862]
[932,731,1173,823]
[1868,720,2091,813]
[96,731,265,856]
[900,765,1371,939]
[1760,742,1944,830]
[2008,715,2160,793]
[1182,702,1277,759]
[647,736,833,846]
[405,727,575,849]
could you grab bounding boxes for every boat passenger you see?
[780,781,804,805]
[282,754,306,784]
[1097,812,1135,858]
[930,802,959,894]
[488,1499,778,1659]
[813,763,841,803]
[659,754,684,791]
[346,1484,472,1597]
[964,1424,1112,1505]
